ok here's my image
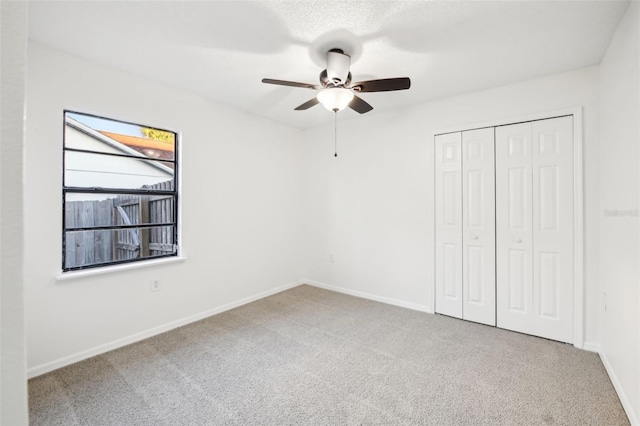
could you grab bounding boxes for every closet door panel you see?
[462,128,495,326]
[496,123,534,335]
[532,116,573,343]
[435,133,463,318]
[508,248,528,311]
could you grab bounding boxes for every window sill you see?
[55,256,187,282]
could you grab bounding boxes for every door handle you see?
[471,235,479,240]
[514,237,523,243]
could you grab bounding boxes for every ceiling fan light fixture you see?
[317,88,354,112]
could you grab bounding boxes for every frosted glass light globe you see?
[317,88,354,112]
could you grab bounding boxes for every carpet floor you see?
[29,284,629,425]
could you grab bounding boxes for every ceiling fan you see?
[262,49,411,114]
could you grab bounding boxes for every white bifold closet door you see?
[435,132,463,319]
[462,128,496,326]
[495,116,574,343]
[435,128,495,326]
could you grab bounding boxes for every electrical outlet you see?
[151,279,161,292]
[329,254,335,263]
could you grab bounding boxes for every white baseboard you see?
[27,280,304,379]
[582,341,601,353]
[303,280,431,313]
[599,349,639,425]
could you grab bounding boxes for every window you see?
[62,111,179,271]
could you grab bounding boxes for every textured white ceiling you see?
[28,1,629,130]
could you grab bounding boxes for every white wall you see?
[0,1,29,424]
[598,2,639,423]
[301,67,601,344]
[25,42,304,373]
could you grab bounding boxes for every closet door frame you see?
[431,107,584,349]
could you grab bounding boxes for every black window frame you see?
[62,110,179,272]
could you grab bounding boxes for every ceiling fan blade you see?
[262,78,319,90]
[294,97,320,111]
[348,95,373,114]
[351,77,411,93]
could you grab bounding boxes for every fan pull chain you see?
[334,110,338,157]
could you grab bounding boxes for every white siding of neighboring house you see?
[64,123,173,200]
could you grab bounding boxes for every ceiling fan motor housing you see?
[326,49,351,85]
[320,69,351,88]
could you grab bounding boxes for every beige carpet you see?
[29,284,629,425]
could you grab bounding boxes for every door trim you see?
[431,107,584,349]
